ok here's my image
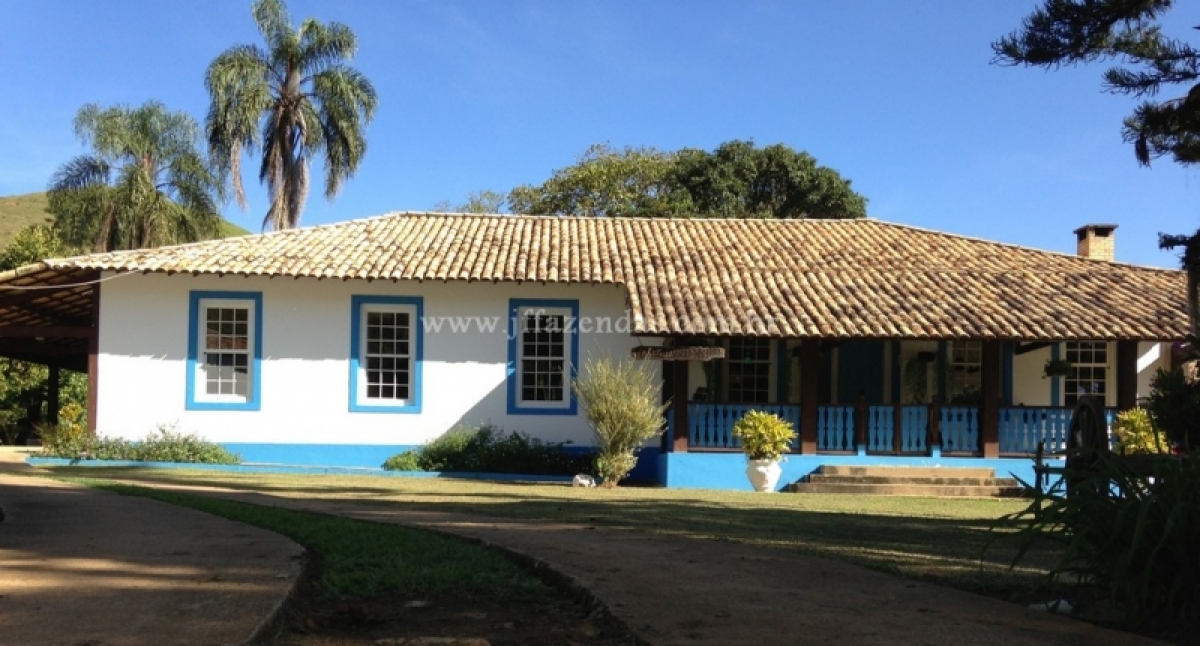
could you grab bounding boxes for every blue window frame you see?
[186,291,263,411]
[350,295,423,413]
[507,299,578,415]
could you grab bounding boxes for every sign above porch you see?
[631,346,726,362]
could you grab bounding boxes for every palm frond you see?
[48,155,110,192]
[312,66,376,197]
[298,20,357,75]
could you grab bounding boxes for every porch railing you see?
[673,402,1117,455]
[940,406,980,454]
[866,405,928,453]
[999,406,1118,455]
[817,405,855,452]
[687,403,801,450]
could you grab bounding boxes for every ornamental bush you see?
[39,424,240,464]
[572,356,667,487]
[732,411,796,460]
[1112,408,1170,455]
[381,424,589,475]
[1144,368,1200,451]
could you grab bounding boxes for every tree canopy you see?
[994,0,1199,168]
[46,102,223,253]
[995,1,1200,352]
[507,141,867,219]
[206,0,377,231]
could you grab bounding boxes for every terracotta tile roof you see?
[43,212,1188,340]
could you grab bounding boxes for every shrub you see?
[1143,367,1200,450]
[381,424,589,475]
[1112,408,1170,455]
[381,451,422,471]
[418,425,478,471]
[1003,449,1200,638]
[572,356,667,487]
[38,424,240,464]
[732,411,796,461]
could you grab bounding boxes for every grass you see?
[0,192,53,244]
[0,191,251,249]
[55,467,1058,601]
[75,479,551,602]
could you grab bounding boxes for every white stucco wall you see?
[1012,345,1054,407]
[1012,342,1172,407]
[95,272,649,447]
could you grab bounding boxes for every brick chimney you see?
[1074,224,1117,261]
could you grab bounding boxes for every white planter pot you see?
[745,459,782,492]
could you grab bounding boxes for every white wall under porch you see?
[95,272,648,454]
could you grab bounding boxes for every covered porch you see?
[660,337,1148,460]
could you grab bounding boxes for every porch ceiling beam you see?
[1014,341,1055,356]
[0,326,93,338]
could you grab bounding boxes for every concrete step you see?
[803,474,1021,488]
[785,482,1027,498]
[815,465,997,479]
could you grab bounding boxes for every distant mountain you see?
[0,192,251,250]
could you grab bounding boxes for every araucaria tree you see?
[994,0,1200,335]
[47,102,223,252]
[206,0,377,231]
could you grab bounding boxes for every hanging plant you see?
[1043,358,1073,379]
[904,356,930,404]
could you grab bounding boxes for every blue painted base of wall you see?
[659,451,1052,492]
[221,443,417,468]
[216,442,664,483]
[26,456,575,482]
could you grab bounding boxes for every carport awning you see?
[0,263,98,372]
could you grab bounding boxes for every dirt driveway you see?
[118,480,1164,646]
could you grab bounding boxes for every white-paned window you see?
[351,296,422,413]
[948,340,981,403]
[188,292,261,410]
[1065,341,1108,406]
[509,300,577,414]
[727,337,772,403]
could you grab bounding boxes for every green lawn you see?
[54,468,1056,601]
[78,479,551,602]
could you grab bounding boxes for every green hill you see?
[0,192,251,251]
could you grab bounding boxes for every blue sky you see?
[1,1,1197,267]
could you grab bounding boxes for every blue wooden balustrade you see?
[817,405,855,451]
[998,407,1118,455]
[940,406,979,453]
[668,403,1121,455]
[899,406,929,453]
[686,403,801,450]
[866,405,894,452]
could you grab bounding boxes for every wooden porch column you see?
[854,395,868,450]
[671,359,689,452]
[980,340,1002,458]
[86,282,100,433]
[1116,340,1139,412]
[798,339,820,454]
[47,364,61,427]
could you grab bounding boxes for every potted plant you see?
[732,410,797,492]
[1043,358,1073,379]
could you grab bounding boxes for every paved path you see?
[126,481,1163,646]
[0,454,303,646]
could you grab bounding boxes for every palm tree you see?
[47,102,224,252]
[205,0,377,231]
